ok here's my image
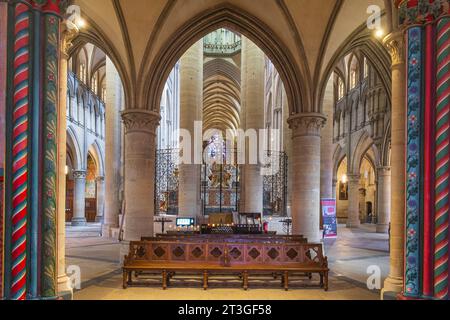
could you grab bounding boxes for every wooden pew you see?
[123,240,328,291]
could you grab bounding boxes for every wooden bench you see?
[123,240,329,291]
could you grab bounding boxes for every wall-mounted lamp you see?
[374,29,384,39]
[75,17,86,29]
[341,174,348,184]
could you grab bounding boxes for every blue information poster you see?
[321,199,337,239]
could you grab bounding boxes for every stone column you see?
[288,114,326,242]
[103,58,123,236]
[71,170,87,226]
[178,40,202,217]
[56,20,78,299]
[382,31,405,297]
[122,110,160,241]
[95,176,105,222]
[346,174,361,228]
[321,77,335,200]
[332,179,338,201]
[241,37,265,214]
[376,166,391,233]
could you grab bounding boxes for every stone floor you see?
[66,224,389,300]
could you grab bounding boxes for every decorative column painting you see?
[2,0,64,300]
[0,0,8,300]
[399,0,450,300]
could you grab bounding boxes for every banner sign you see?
[321,199,337,239]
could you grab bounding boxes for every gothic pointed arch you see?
[140,4,310,115]
[66,126,83,170]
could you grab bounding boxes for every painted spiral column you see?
[11,2,31,300]
[40,3,61,298]
[404,26,423,298]
[434,16,450,300]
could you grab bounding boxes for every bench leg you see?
[320,273,324,288]
[284,271,289,291]
[123,270,128,289]
[203,271,208,291]
[127,271,132,286]
[324,271,329,292]
[243,271,249,291]
[162,270,168,290]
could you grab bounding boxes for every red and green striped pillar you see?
[10,1,31,300]
[4,0,63,300]
[398,0,450,300]
[434,16,450,300]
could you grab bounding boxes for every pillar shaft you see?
[346,174,361,228]
[376,167,391,233]
[71,170,87,226]
[103,58,122,235]
[288,114,325,242]
[382,31,405,296]
[96,176,105,222]
[241,37,265,213]
[122,110,160,241]
[321,77,335,200]
[178,40,202,217]
[56,24,74,297]
[0,1,6,300]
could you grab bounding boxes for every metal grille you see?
[155,148,179,216]
[263,151,288,216]
[201,137,240,215]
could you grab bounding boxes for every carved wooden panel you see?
[188,244,207,261]
[127,241,325,268]
[263,246,283,263]
[151,243,169,261]
[170,243,187,261]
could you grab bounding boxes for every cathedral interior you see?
[0,0,449,302]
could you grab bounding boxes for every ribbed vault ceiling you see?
[72,0,394,113]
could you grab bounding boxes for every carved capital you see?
[347,174,361,184]
[121,109,161,135]
[383,32,405,68]
[288,113,326,137]
[72,170,86,180]
[377,166,391,175]
[61,20,79,59]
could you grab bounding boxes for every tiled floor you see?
[66,224,389,300]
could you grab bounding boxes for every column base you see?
[57,274,73,300]
[376,223,389,233]
[119,241,131,265]
[102,224,120,239]
[71,217,87,226]
[381,276,403,300]
[346,220,360,228]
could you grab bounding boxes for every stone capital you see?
[121,109,161,135]
[377,166,392,175]
[288,113,326,138]
[383,31,405,68]
[72,170,86,180]
[60,20,80,59]
[347,174,361,184]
